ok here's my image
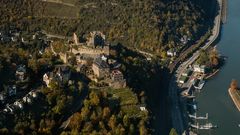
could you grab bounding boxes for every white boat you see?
[199,123,218,129]
[190,123,199,129]
[190,122,217,130]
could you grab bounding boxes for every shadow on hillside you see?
[112,44,173,134]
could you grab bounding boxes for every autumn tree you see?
[69,112,82,130]
[89,92,100,106]
[102,107,111,119]
[108,115,117,130]
[230,79,238,90]
[209,48,220,68]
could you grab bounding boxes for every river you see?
[196,0,240,134]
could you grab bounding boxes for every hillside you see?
[0,0,217,55]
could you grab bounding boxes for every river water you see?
[196,0,240,134]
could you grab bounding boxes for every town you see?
[0,26,149,134]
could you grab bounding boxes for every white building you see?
[14,101,24,109]
[23,96,32,104]
[167,49,177,57]
[43,73,52,87]
[193,65,206,74]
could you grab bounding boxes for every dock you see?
[189,113,208,120]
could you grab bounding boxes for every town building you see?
[43,65,72,87]
[4,85,17,97]
[109,70,126,89]
[15,65,27,81]
[29,90,38,98]
[139,105,148,112]
[4,104,15,113]
[23,96,32,104]
[181,35,190,45]
[14,100,24,109]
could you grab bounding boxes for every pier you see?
[189,113,208,120]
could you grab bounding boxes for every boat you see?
[190,123,199,129]
[199,123,218,129]
[194,79,205,90]
[190,122,217,130]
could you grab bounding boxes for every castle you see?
[71,31,110,59]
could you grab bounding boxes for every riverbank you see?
[169,0,223,134]
[228,88,240,111]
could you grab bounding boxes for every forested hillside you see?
[0,0,216,55]
[0,0,217,134]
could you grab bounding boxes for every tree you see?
[209,48,220,68]
[90,111,98,124]
[108,115,117,129]
[82,122,93,133]
[197,50,209,65]
[28,58,39,73]
[211,57,219,67]
[102,107,111,119]
[139,125,147,135]
[69,112,82,130]
[129,124,135,135]
[81,107,90,121]
[123,115,130,127]
[89,92,100,106]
